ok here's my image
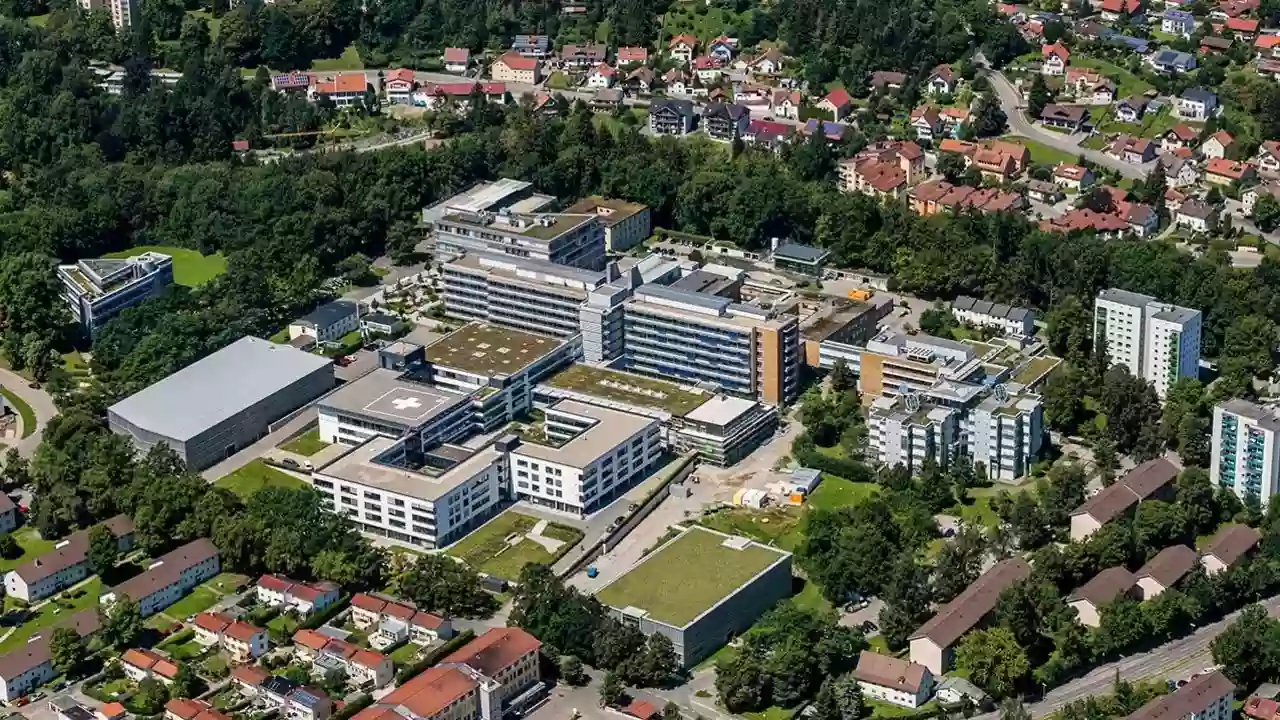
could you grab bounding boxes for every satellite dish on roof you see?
[994,384,1010,403]
[904,391,921,413]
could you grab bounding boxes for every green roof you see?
[544,364,710,417]
[595,526,788,627]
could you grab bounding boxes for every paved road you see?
[974,596,1280,719]
[200,409,318,481]
[0,367,57,457]
[983,71,1151,181]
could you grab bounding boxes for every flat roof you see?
[317,369,469,427]
[595,525,789,627]
[109,337,333,442]
[542,364,711,416]
[684,395,760,426]
[511,400,656,468]
[316,436,503,501]
[425,322,564,377]
[773,243,830,263]
[562,196,648,226]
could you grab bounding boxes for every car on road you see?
[861,621,878,633]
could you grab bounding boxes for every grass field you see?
[807,476,880,510]
[548,71,572,90]
[543,364,709,416]
[1098,107,1180,139]
[0,527,55,573]
[164,585,220,619]
[0,386,36,438]
[595,525,788,626]
[698,507,804,550]
[0,578,102,652]
[446,511,583,580]
[661,6,754,43]
[104,245,227,287]
[281,429,327,457]
[310,45,364,71]
[214,459,307,499]
[26,13,48,25]
[1007,136,1079,166]
[1071,56,1155,98]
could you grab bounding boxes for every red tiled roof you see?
[1042,42,1070,61]
[668,34,697,48]
[224,621,263,643]
[1209,130,1236,146]
[1101,0,1139,12]
[386,68,415,84]
[626,700,659,720]
[617,47,648,63]
[495,52,538,72]
[939,139,977,155]
[351,649,387,669]
[412,611,446,630]
[1245,696,1280,720]
[314,73,367,95]
[1169,124,1199,141]
[1257,35,1280,49]
[443,627,541,677]
[443,48,470,63]
[1054,164,1088,180]
[822,87,852,108]
[122,648,162,671]
[383,602,415,620]
[194,612,233,633]
[293,629,331,651]
[231,664,270,687]
[153,658,179,679]
[365,666,477,720]
[1207,158,1251,178]
[258,575,293,593]
[101,703,127,719]
[1228,16,1260,31]
[351,594,387,613]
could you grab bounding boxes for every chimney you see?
[770,237,780,252]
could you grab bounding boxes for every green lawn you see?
[0,386,36,439]
[446,511,583,581]
[869,700,937,719]
[0,578,102,652]
[595,526,788,626]
[548,71,572,90]
[26,13,48,25]
[205,572,250,594]
[806,476,880,510]
[213,459,307,499]
[697,506,804,550]
[1099,107,1180,140]
[789,579,833,614]
[1070,56,1154,98]
[0,527,55,573]
[661,5,754,43]
[1007,137,1079,166]
[745,707,794,720]
[281,429,328,457]
[104,246,227,288]
[390,642,422,665]
[310,45,364,71]
[185,10,220,39]
[164,586,220,619]
[1081,135,1109,150]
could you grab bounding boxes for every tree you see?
[132,679,170,714]
[919,303,959,338]
[100,595,143,649]
[663,702,683,720]
[1028,74,1053,118]
[970,93,1008,137]
[955,627,1029,699]
[0,533,19,560]
[1211,604,1280,689]
[49,627,85,676]
[623,632,679,687]
[87,524,119,577]
[600,671,625,707]
[832,675,864,720]
[171,662,203,699]
[2,448,30,490]
[830,358,854,394]
[811,680,841,720]
[1094,596,1150,657]
[999,697,1031,720]
[560,655,587,686]
[938,152,968,183]
[1254,193,1280,232]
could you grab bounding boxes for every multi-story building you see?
[350,593,453,645]
[100,539,220,618]
[1125,671,1233,720]
[255,575,341,616]
[950,296,1036,340]
[853,651,935,709]
[58,252,173,336]
[0,610,98,702]
[857,331,984,401]
[621,285,801,405]
[4,515,135,602]
[668,395,780,467]
[316,369,473,447]
[1211,398,1280,503]
[867,395,959,475]
[440,628,542,710]
[429,199,605,270]
[192,613,269,662]
[289,301,359,345]
[441,253,607,338]
[507,400,663,514]
[121,648,180,684]
[76,0,136,29]
[965,391,1044,481]
[1094,288,1202,398]
[650,99,696,136]
[561,197,652,253]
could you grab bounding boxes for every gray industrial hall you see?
[107,336,335,470]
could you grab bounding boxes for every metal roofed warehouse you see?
[108,337,335,470]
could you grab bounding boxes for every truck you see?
[847,289,874,302]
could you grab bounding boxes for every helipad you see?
[317,368,470,431]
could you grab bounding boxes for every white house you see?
[950,296,1035,338]
[1177,88,1218,120]
[99,539,220,618]
[289,300,359,344]
[256,575,341,616]
[586,64,616,89]
[854,651,935,709]
[121,648,179,685]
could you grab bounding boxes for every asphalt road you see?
[983,70,1151,181]
[0,367,57,457]
[974,595,1280,719]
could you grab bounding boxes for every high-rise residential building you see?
[441,252,610,338]
[78,0,137,29]
[867,395,959,475]
[621,285,801,405]
[857,331,985,401]
[1094,288,1201,397]
[59,252,173,336]
[965,390,1045,481]
[1211,398,1280,503]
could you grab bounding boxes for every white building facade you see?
[1211,398,1280,504]
[965,392,1045,481]
[1094,288,1201,397]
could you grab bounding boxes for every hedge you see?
[394,630,476,684]
[301,594,353,631]
[793,448,875,483]
[333,693,373,720]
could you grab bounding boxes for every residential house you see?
[936,678,990,708]
[1256,34,1280,59]
[1101,0,1142,20]
[908,559,1032,674]
[271,72,311,93]
[510,35,550,58]
[1178,87,1218,120]
[707,36,735,61]
[973,140,1030,181]
[1039,104,1087,131]
[4,515,134,602]
[649,98,696,136]
[1200,523,1261,576]
[1225,16,1260,38]
[1112,34,1153,53]
[586,63,616,89]
[938,138,978,163]
[928,64,956,94]
[1165,187,1190,212]
[1114,96,1148,122]
[691,56,722,83]
[193,613,268,662]
[1160,150,1201,187]
[908,180,1026,217]
[1205,157,1254,185]
[1150,48,1197,73]
[770,89,801,119]
[817,88,852,120]
[663,68,690,95]
[0,496,15,537]
[1201,130,1236,159]
[623,66,654,94]
[0,611,98,702]
[1163,9,1196,36]
[910,106,944,143]
[1125,673,1234,720]
[853,651,935,709]
[1026,180,1065,203]
[559,44,606,69]
[668,35,697,64]
[256,575,340,616]
[99,538,220,618]
[1162,124,1200,151]
[1067,566,1137,627]
[490,53,541,84]
[165,699,230,720]
[805,119,851,142]
[1053,164,1096,191]
[1200,35,1234,53]
[348,650,393,689]
[702,103,750,142]
[310,74,367,108]
[1259,61,1280,85]
[870,71,908,91]
[748,49,784,75]
[1108,135,1156,164]
[383,69,415,104]
[1255,140,1280,174]
[1244,181,1280,214]
[939,107,970,134]
[1091,79,1117,104]
[1070,458,1178,540]
[1042,42,1070,75]
[1175,198,1219,232]
[744,119,794,151]
[121,648,179,684]
[839,141,925,200]
[351,593,454,645]
[442,48,470,73]
[1134,545,1198,599]
[951,297,1037,337]
[616,47,648,66]
[289,300,357,344]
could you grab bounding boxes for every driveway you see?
[0,367,57,457]
[983,71,1149,181]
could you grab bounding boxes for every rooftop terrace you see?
[543,364,711,417]
[425,322,563,378]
